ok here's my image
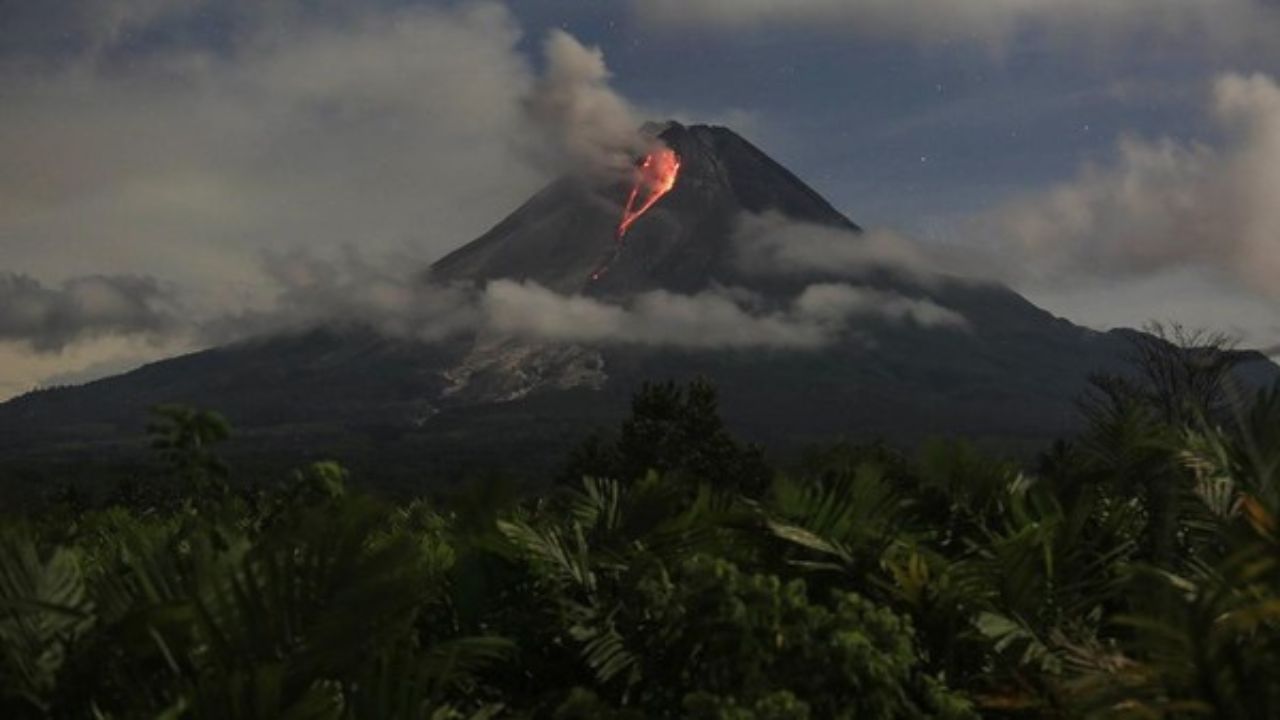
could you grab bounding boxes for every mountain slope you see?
[430,122,859,296]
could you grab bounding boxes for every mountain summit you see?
[430,122,859,296]
[0,122,1273,494]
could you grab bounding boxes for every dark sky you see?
[1,0,1278,397]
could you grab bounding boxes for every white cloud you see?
[734,211,934,279]
[0,1,543,306]
[189,248,966,351]
[0,2,675,395]
[634,0,1280,52]
[483,280,825,348]
[196,247,483,345]
[792,284,965,329]
[979,72,1280,299]
[482,279,965,349]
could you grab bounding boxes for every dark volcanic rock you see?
[430,122,859,297]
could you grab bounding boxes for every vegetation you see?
[2,334,1279,718]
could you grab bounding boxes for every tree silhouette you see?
[146,404,231,496]
[562,378,770,495]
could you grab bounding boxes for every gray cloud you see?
[0,1,679,392]
[0,272,179,352]
[483,280,826,348]
[977,73,1280,299]
[201,248,966,350]
[198,249,481,345]
[634,0,1280,53]
[733,211,935,279]
[483,279,964,349]
[791,284,965,330]
[523,30,649,177]
[0,1,544,313]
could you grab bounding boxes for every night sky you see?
[2,1,1279,399]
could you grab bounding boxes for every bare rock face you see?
[442,341,607,404]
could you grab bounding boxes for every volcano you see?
[0,122,1274,496]
[430,122,860,296]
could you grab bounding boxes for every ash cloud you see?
[0,272,179,352]
[523,30,650,177]
[977,73,1280,300]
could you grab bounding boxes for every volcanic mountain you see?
[430,121,859,296]
[0,122,1273,494]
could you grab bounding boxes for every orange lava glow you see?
[590,147,681,281]
[616,147,681,239]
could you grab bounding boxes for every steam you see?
[524,30,650,177]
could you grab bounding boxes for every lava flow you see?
[590,146,681,281]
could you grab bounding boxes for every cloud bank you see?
[0,1,671,394]
[979,72,1280,299]
[0,273,179,352]
[0,2,655,319]
[205,252,966,351]
[635,0,1280,52]
[0,1,542,306]
[734,212,934,279]
[484,279,965,348]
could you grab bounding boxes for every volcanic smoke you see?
[590,146,682,281]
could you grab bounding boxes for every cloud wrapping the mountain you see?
[0,273,179,352]
[198,249,482,345]
[980,72,1280,299]
[636,0,1280,52]
[791,284,965,329]
[734,212,933,278]
[199,248,968,350]
[483,281,826,348]
[482,279,964,349]
[197,250,969,351]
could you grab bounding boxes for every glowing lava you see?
[617,148,681,238]
[590,146,681,281]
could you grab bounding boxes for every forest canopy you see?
[2,334,1279,718]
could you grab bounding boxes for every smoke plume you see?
[523,30,651,177]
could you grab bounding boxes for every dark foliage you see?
[560,377,771,495]
[3,334,1280,717]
